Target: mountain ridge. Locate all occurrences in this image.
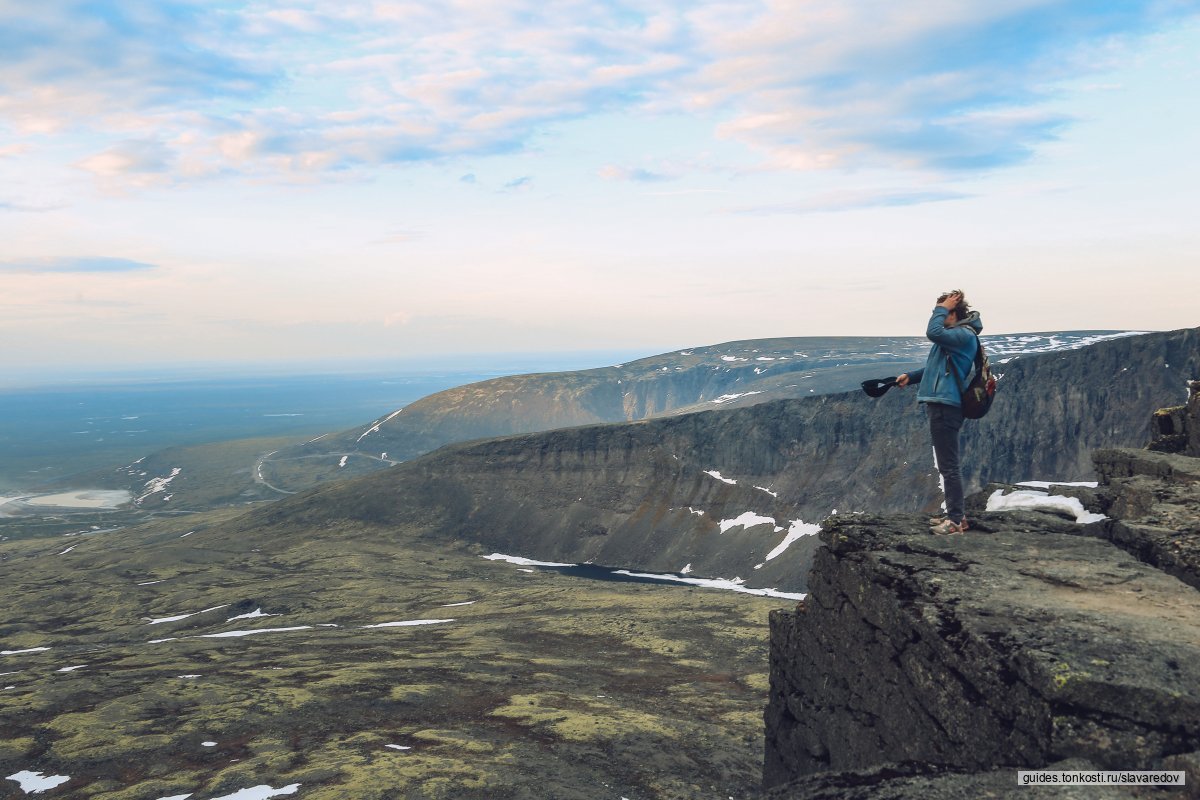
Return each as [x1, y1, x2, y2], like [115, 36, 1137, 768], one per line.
[238, 326, 1198, 592]
[259, 330, 1148, 494]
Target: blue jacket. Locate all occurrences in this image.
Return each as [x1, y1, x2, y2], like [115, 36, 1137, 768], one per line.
[907, 308, 982, 408]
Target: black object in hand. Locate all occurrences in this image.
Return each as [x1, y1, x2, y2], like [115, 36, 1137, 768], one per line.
[861, 377, 899, 398]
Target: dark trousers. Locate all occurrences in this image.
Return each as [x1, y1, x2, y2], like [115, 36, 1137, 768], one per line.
[927, 403, 965, 523]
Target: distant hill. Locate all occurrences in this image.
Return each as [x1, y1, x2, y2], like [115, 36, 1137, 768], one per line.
[257, 331, 1147, 494]
[238, 327, 1197, 593]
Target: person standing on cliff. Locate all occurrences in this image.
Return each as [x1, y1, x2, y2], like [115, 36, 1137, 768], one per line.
[896, 290, 983, 535]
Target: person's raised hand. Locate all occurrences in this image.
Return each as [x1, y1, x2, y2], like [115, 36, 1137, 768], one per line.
[937, 291, 961, 310]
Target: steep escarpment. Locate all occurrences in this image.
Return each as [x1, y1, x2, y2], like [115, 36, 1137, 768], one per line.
[244, 327, 1198, 592]
[762, 384, 1200, 797]
[260, 331, 1142, 493]
[260, 336, 932, 491]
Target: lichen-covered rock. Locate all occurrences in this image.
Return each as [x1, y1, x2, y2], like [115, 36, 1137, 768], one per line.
[763, 386, 1200, 795]
[763, 512, 1200, 789]
[1150, 405, 1189, 452]
[1090, 447, 1200, 591]
[1161, 751, 1200, 800]
[1149, 380, 1200, 455]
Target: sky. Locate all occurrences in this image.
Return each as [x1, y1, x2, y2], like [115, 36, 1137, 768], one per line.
[2, 0, 1198, 376]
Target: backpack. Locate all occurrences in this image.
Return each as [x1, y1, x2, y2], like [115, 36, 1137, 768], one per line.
[951, 330, 997, 419]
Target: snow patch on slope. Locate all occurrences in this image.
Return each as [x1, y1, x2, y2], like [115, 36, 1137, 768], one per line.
[136, 468, 181, 505]
[357, 409, 404, 443]
[986, 489, 1107, 524]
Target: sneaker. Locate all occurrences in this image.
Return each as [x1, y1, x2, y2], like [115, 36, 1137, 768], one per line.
[930, 518, 968, 535]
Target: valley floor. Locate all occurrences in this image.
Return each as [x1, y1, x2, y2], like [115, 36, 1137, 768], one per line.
[0, 509, 782, 799]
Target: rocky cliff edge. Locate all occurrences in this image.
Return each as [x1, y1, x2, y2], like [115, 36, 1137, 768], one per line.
[763, 382, 1200, 798]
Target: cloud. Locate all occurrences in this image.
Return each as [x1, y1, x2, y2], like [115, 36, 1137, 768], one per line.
[1, 0, 1193, 186]
[76, 139, 171, 177]
[0, 257, 159, 274]
[729, 188, 974, 216]
[0, 1, 276, 133]
[503, 175, 533, 191]
[0, 198, 62, 213]
[691, 1, 1178, 172]
[598, 165, 672, 182]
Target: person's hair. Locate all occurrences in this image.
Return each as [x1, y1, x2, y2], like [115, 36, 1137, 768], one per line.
[938, 289, 970, 319]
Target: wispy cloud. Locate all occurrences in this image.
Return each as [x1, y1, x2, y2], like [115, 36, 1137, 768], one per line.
[599, 165, 673, 183]
[0, 1, 276, 134]
[502, 175, 533, 192]
[729, 189, 974, 216]
[0, 257, 159, 274]
[1, 1, 1193, 187]
[0, 198, 62, 213]
[75, 139, 173, 190]
[698, 1, 1192, 172]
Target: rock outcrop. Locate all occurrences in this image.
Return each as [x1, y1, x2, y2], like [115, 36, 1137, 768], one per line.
[1091, 447, 1200, 593]
[763, 382, 1200, 797]
[1147, 380, 1200, 457]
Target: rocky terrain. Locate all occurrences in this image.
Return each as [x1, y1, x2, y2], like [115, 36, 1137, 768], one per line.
[763, 382, 1200, 798]
[237, 326, 1199, 593]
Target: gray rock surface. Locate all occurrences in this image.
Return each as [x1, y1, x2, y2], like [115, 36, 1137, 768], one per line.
[1091, 448, 1200, 591]
[763, 512, 1200, 788]
[763, 387, 1200, 797]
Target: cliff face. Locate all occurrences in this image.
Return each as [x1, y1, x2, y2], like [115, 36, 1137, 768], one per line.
[260, 331, 1146, 493]
[246, 328, 1199, 592]
[762, 385, 1200, 797]
[261, 336, 931, 491]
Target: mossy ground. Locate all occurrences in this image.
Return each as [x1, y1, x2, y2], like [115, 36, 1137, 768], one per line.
[0, 510, 786, 798]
